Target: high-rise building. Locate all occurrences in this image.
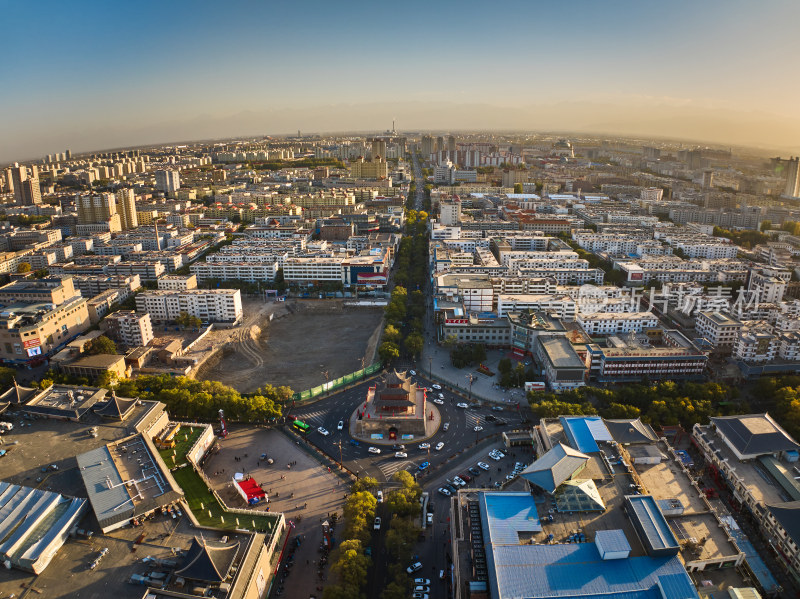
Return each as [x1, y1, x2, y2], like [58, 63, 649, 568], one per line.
[155, 169, 180, 195]
[421, 135, 434, 157]
[371, 139, 387, 161]
[76, 193, 121, 232]
[702, 169, 715, 189]
[783, 157, 800, 199]
[436, 136, 445, 153]
[10, 163, 42, 205]
[65, 149, 72, 160]
[447, 135, 456, 153]
[115, 188, 138, 230]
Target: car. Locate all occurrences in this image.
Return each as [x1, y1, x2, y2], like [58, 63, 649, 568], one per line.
[374, 517, 381, 530]
[438, 487, 451, 496]
[485, 414, 496, 422]
[515, 462, 526, 470]
[426, 512, 433, 524]
[494, 449, 507, 457]
[368, 446, 381, 454]
[438, 393, 444, 400]
[445, 484, 458, 494]
[468, 467, 480, 476]
[489, 453, 501, 461]
[431, 384, 441, 390]
[452, 476, 466, 486]
[377, 490, 383, 503]
[506, 474, 516, 481]
[460, 473, 472, 482]
[494, 419, 507, 426]
[493, 481, 502, 488]
[474, 426, 483, 432]
[407, 561, 423, 574]
[435, 442, 444, 451]
[432, 398, 444, 405]
[337, 420, 344, 430]
[414, 587, 431, 593]
[443, 422, 450, 431]
[419, 443, 431, 450]
[477, 462, 490, 470]
[349, 439, 361, 446]
[456, 403, 468, 409]
[418, 461, 430, 470]
[412, 594, 429, 599]
[491, 406, 504, 412]
[409, 370, 416, 375]
[392, 444, 406, 450]
[414, 578, 431, 586]
[317, 427, 330, 436]
[395, 451, 408, 458]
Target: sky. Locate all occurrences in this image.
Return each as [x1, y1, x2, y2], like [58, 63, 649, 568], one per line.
[2, 0, 799, 162]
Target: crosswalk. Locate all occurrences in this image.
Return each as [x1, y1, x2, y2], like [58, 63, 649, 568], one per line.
[295, 409, 327, 425]
[376, 459, 416, 480]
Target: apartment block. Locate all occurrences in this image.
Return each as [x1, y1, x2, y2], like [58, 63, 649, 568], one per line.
[135, 289, 242, 324]
[100, 310, 154, 347]
[695, 311, 743, 349]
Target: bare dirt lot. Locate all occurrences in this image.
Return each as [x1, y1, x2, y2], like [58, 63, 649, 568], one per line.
[197, 298, 383, 394]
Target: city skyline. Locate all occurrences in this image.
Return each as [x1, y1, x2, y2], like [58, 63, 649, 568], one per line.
[2, 0, 800, 162]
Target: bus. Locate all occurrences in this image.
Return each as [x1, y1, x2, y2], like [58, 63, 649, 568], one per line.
[155, 423, 181, 449]
[293, 420, 310, 435]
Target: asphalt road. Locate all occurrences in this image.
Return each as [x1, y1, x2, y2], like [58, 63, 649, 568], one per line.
[292, 373, 527, 483]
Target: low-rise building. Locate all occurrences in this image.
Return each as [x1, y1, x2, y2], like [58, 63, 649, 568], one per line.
[61, 353, 129, 381]
[100, 310, 154, 347]
[534, 334, 586, 391]
[576, 312, 659, 336]
[695, 311, 743, 350]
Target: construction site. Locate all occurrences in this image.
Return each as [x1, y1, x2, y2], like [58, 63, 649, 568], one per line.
[195, 297, 383, 393]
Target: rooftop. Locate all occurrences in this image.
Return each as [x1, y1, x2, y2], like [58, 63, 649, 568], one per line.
[710, 414, 799, 457]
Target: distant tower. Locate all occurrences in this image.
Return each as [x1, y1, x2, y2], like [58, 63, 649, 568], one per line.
[392, 119, 396, 134]
[784, 157, 800, 199]
[65, 149, 72, 160]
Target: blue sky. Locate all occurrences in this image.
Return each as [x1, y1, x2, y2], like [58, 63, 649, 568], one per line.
[2, 0, 799, 161]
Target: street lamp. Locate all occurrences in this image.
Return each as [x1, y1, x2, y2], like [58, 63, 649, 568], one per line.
[466, 374, 475, 402]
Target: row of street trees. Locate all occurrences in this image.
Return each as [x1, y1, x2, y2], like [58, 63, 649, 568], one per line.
[378, 210, 429, 364]
[323, 478, 378, 599]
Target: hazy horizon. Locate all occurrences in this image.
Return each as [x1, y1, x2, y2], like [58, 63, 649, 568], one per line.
[3, 0, 799, 162]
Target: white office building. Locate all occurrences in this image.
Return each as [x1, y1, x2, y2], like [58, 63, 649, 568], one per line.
[136, 289, 242, 324]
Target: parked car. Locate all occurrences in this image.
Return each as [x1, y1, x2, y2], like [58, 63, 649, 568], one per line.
[407, 561, 423, 574]
[374, 517, 381, 530]
[468, 467, 480, 476]
[477, 462, 490, 471]
[438, 487, 451, 497]
[414, 578, 431, 586]
[460, 473, 472, 482]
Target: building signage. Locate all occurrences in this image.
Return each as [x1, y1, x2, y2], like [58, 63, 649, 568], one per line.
[23, 338, 41, 349]
[445, 318, 469, 324]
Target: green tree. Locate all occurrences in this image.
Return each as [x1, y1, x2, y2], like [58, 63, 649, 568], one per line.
[378, 342, 400, 364]
[404, 332, 424, 358]
[0, 367, 16, 388]
[352, 476, 379, 493]
[383, 324, 402, 345]
[513, 183, 523, 194]
[760, 220, 772, 232]
[274, 267, 287, 293]
[498, 358, 512, 374]
[16, 262, 31, 273]
[85, 335, 117, 355]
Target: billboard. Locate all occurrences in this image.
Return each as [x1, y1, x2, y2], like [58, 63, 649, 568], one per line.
[629, 272, 644, 281]
[23, 338, 41, 349]
[27, 346, 42, 357]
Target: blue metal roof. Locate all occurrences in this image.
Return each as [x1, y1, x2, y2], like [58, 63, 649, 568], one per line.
[626, 495, 680, 553]
[480, 492, 541, 545]
[477, 493, 699, 599]
[561, 416, 608, 453]
[488, 543, 698, 599]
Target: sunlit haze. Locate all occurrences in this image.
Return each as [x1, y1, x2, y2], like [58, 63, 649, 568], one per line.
[2, 0, 800, 161]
